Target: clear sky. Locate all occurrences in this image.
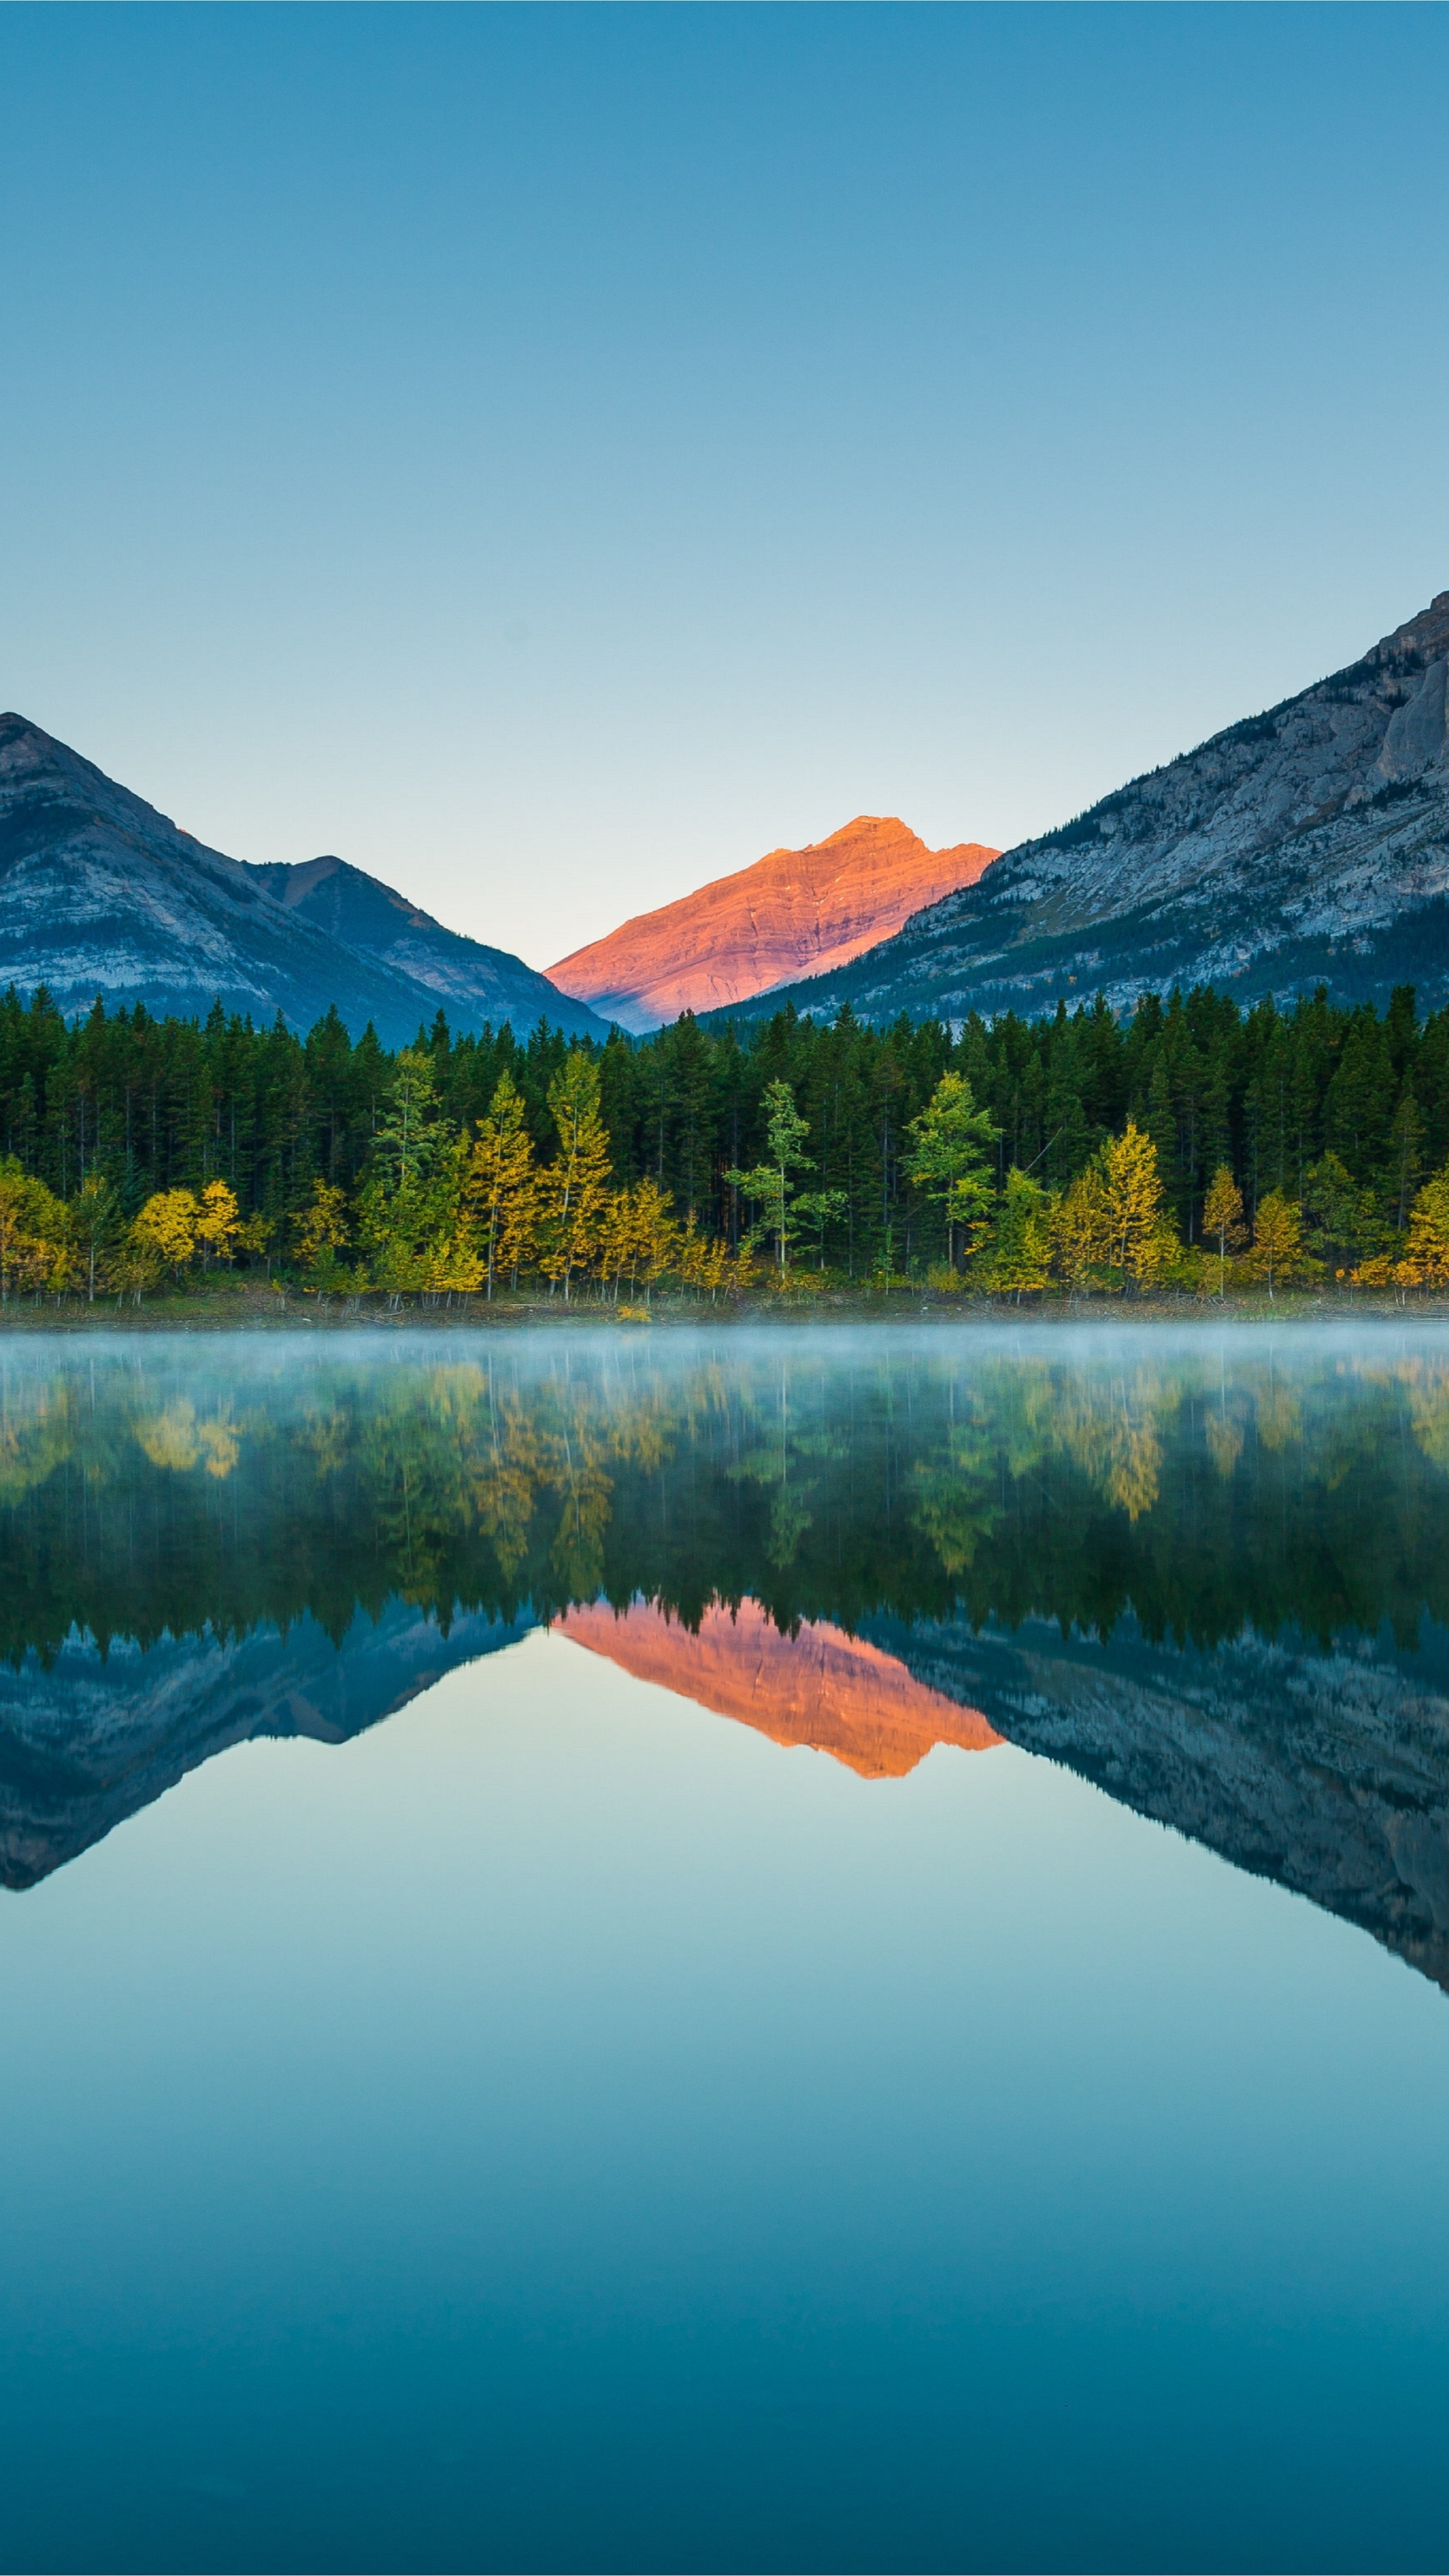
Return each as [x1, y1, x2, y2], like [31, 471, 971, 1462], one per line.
[3, 3, 1448, 970]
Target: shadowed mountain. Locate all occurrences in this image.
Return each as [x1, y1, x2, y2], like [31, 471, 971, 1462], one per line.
[0, 714, 602, 1043]
[555, 1596, 1000, 1776]
[865, 1609, 1449, 1995]
[244, 853, 605, 1040]
[0, 1599, 537, 1890]
[548, 815, 996, 1031]
[714, 592, 1449, 1026]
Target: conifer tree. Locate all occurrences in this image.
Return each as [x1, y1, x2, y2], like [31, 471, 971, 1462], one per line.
[67, 1172, 123, 1301]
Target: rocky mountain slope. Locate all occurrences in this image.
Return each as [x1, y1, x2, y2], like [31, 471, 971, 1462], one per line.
[723, 591, 1449, 1026]
[0, 714, 604, 1043]
[244, 851, 604, 1039]
[548, 814, 997, 1031]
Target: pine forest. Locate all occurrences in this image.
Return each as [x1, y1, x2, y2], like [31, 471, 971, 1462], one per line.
[5, 977, 1449, 1304]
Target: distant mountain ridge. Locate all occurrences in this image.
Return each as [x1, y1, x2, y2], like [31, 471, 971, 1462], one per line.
[711, 590, 1449, 1027]
[241, 850, 606, 1038]
[0, 714, 606, 1044]
[548, 814, 997, 1031]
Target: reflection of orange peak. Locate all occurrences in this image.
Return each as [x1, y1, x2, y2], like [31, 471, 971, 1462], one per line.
[553, 1597, 1000, 1778]
[546, 816, 998, 1032]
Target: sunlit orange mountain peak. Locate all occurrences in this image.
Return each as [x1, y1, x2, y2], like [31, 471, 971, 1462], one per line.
[553, 1597, 1000, 1777]
[546, 816, 998, 1032]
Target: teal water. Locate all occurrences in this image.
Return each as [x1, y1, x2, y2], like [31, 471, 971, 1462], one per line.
[5, 1327, 1449, 2572]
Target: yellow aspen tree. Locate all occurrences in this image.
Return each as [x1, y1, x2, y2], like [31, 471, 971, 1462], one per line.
[1100, 1122, 1167, 1290]
[978, 1169, 1052, 1299]
[680, 1222, 729, 1302]
[631, 1177, 681, 1303]
[0, 1163, 68, 1300]
[594, 1186, 637, 1303]
[294, 1181, 350, 1275]
[464, 1072, 537, 1299]
[1244, 1191, 1308, 1299]
[1399, 1171, 1449, 1291]
[131, 1189, 201, 1281]
[1201, 1165, 1246, 1299]
[195, 1179, 241, 1267]
[1049, 1169, 1106, 1290]
[537, 1051, 612, 1301]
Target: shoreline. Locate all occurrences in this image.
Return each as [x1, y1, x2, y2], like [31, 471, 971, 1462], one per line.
[3, 1283, 1449, 1333]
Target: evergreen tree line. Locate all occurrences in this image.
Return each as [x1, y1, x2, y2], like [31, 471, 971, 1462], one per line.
[5, 975, 1449, 1299]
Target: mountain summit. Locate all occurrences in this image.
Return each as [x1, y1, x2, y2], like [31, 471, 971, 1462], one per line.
[722, 592, 1449, 1026]
[547, 814, 997, 1031]
[0, 715, 605, 1043]
[240, 851, 606, 1039]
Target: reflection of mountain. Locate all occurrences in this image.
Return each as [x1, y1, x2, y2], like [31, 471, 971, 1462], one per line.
[0, 1599, 536, 1890]
[555, 1597, 1000, 1776]
[863, 1611, 1449, 1992]
[12, 1336, 1449, 1984]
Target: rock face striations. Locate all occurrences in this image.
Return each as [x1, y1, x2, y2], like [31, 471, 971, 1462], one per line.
[729, 591, 1449, 1026]
[547, 814, 998, 1032]
[0, 714, 606, 1043]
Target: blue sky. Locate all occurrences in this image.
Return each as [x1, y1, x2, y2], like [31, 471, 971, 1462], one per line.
[3, 3, 1447, 967]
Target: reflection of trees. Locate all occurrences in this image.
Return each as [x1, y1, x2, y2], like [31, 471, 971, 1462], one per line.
[0, 1374, 80, 1506]
[912, 1427, 1000, 1576]
[10, 1337, 1449, 1664]
[134, 1401, 240, 1479]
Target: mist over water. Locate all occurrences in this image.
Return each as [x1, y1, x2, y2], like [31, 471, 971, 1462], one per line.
[5, 1325, 1449, 2571]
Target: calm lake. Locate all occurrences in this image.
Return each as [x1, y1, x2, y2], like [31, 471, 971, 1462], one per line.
[6, 1324, 1449, 2573]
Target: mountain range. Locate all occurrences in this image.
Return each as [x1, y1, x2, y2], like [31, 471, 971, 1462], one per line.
[10, 1586, 1449, 2001]
[547, 814, 997, 1032]
[0, 712, 606, 1044]
[723, 589, 1449, 1026]
[7, 584, 1448, 1049]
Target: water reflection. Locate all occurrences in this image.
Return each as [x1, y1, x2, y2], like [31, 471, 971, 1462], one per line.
[7, 1327, 1449, 1986]
[557, 1598, 1002, 1776]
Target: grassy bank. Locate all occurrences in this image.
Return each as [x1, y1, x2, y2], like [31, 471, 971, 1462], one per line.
[2, 1279, 1446, 1332]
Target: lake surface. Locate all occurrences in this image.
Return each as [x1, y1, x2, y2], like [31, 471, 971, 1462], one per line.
[6, 1324, 1449, 2573]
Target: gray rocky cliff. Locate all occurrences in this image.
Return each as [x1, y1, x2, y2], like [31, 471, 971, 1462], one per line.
[0, 715, 603, 1042]
[729, 590, 1449, 1023]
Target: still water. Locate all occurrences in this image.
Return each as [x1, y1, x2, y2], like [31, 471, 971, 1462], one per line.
[5, 1325, 1449, 2573]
